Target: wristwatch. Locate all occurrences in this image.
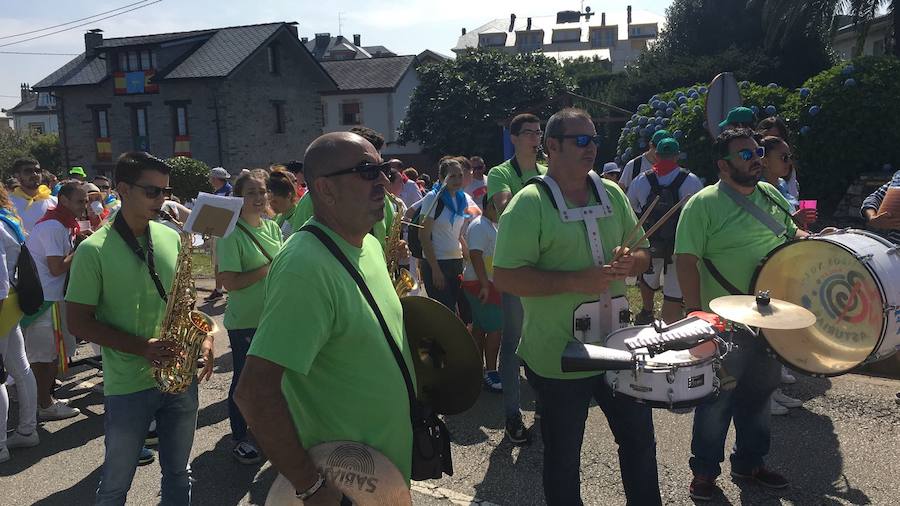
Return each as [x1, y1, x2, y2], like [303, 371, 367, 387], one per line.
[295, 472, 326, 500]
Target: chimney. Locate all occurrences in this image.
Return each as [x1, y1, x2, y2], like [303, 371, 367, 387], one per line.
[509, 13, 516, 32]
[461, 27, 467, 35]
[315, 33, 330, 49]
[526, 17, 532, 31]
[353, 34, 361, 46]
[301, 36, 309, 43]
[602, 12, 606, 26]
[20, 83, 32, 103]
[627, 5, 632, 24]
[84, 28, 103, 55]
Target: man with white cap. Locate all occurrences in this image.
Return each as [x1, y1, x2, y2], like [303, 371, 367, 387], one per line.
[207, 167, 232, 301]
[600, 162, 622, 183]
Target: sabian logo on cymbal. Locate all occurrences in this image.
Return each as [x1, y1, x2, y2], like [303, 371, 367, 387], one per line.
[322, 444, 379, 493]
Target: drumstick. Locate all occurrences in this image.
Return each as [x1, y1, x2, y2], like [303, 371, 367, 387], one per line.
[613, 195, 690, 262]
[619, 195, 660, 255]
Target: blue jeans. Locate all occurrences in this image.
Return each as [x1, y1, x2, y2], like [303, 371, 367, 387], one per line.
[97, 382, 199, 506]
[525, 366, 661, 506]
[227, 328, 255, 442]
[500, 293, 523, 423]
[690, 331, 783, 478]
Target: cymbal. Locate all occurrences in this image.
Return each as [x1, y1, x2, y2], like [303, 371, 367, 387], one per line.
[402, 296, 482, 415]
[710, 294, 816, 330]
[265, 441, 412, 505]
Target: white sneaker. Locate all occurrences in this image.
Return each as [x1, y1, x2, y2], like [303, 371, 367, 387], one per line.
[0, 446, 9, 463]
[770, 397, 789, 415]
[38, 401, 81, 421]
[780, 367, 796, 384]
[773, 390, 803, 408]
[5, 431, 39, 449]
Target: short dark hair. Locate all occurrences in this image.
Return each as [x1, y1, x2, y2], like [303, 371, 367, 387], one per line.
[114, 151, 171, 185]
[285, 160, 304, 174]
[757, 116, 788, 139]
[545, 108, 593, 142]
[57, 181, 84, 200]
[388, 168, 403, 183]
[470, 156, 485, 166]
[403, 167, 419, 180]
[760, 135, 788, 154]
[438, 158, 462, 179]
[268, 170, 296, 198]
[349, 126, 384, 151]
[12, 157, 39, 173]
[714, 128, 757, 160]
[510, 113, 540, 136]
[92, 175, 110, 183]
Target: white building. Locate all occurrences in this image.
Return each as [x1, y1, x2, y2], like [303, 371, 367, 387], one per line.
[832, 13, 894, 60]
[320, 54, 431, 162]
[453, 6, 665, 71]
[1, 84, 59, 135]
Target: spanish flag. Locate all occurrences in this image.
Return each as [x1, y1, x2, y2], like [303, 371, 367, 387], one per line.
[174, 136, 191, 157]
[96, 137, 112, 161]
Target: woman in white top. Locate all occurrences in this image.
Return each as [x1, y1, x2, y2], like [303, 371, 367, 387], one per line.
[419, 158, 469, 311]
[0, 186, 39, 463]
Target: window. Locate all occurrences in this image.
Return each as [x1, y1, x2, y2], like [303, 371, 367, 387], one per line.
[132, 106, 149, 150]
[128, 51, 139, 71]
[28, 123, 44, 135]
[140, 50, 151, 70]
[267, 44, 280, 74]
[628, 24, 658, 39]
[273, 102, 285, 133]
[118, 49, 157, 71]
[95, 109, 109, 138]
[340, 101, 361, 125]
[552, 29, 581, 43]
[172, 105, 189, 136]
[478, 33, 507, 47]
[516, 31, 543, 51]
[590, 27, 617, 48]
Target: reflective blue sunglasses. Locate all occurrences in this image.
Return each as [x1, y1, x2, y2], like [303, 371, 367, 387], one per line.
[723, 147, 765, 161]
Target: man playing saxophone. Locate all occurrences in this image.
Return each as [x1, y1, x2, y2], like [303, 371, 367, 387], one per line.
[66, 152, 213, 506]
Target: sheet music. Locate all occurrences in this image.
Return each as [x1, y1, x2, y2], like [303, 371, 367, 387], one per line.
[183, 192, 243, 238]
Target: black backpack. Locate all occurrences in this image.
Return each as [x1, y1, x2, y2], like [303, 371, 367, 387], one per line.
[407, 198, 445, 259]
[645, 169, 689, 260]
[0, 215, 45, 315]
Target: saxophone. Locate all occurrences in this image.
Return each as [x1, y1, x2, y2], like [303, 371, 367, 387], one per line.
[153, 210, 218, 394]
[385, 192, 418, 297]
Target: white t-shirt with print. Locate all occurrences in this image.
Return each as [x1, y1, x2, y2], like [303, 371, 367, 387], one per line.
[0, 220, 21, 300]
[10, 195, 57, 233]
[26, 219, 73, 301]
[462, 215, 497, 282]
[465, 179, 488, 210]
[419, 191, 465, 260]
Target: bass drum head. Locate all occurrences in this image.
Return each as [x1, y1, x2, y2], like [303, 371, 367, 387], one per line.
[754, 239, 884, 375]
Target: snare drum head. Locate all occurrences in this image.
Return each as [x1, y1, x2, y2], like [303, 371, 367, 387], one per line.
[754, 239, 884, 375]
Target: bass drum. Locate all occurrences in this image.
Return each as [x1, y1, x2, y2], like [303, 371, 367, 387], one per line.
[752, 229, 900, 376]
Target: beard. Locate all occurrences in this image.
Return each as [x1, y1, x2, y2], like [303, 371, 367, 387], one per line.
[726, 161, 761, 188]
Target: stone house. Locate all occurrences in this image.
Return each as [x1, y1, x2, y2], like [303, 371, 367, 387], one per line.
[33, 22, 335, 176]
[1, 84, 59, 135]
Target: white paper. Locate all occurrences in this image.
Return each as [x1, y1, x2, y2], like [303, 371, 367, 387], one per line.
[183, 192, 243, 238]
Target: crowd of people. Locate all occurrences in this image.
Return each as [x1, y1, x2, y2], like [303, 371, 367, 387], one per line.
[0, 106, 897, 506]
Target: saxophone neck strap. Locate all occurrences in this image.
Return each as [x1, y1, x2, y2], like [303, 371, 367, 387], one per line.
[113, 211, 168, 303]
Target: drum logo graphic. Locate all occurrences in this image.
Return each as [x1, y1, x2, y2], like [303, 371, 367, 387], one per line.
[799, 258, 880, 343]
[322, 444, 379, 494]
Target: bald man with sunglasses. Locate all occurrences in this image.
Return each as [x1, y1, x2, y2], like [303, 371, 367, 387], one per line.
[235, 132, 416, 503]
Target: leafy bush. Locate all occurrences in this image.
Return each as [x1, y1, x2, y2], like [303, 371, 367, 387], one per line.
[166, 157, 211, 202]
[0, 131, 61, 177]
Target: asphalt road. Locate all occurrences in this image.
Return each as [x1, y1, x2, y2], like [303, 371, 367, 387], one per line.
[2, 282, 899, 505]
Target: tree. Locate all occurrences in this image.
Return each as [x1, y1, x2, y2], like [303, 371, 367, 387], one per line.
[0, 129, 30, 177]
[0, 130, 61, 177]
[166, 156, 211, 202]
[399, 49, 574, 164]
[28, 134, 62, 173]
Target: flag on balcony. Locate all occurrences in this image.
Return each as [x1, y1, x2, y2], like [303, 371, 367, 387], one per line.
[96, 137, 112, 161]
[114, 70, 159, 95]
[174, 136, 191, 157]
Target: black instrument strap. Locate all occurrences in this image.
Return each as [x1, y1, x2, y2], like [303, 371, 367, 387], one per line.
[113, 212, 168, 302]
[299, 224, 420, 419]
[703, 258, 745, 296]
[236, 221, 274, 263]
[719, 182, 788, 239]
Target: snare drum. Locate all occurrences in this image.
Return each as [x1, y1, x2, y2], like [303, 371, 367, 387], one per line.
[752, 229, 900, 376]
[604, 326, 720, 408]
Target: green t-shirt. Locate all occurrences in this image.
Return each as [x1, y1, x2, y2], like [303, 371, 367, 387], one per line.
[294, 193, 394, 251]
[493, 177, 648, 379]
[217, 217, 282, 330]
[65, 222, 180, 396]
[674, 181, 798, 310]
[248, 219, 415, 482]
[486, 157, 548, 199]
[274, 200, 306, 237]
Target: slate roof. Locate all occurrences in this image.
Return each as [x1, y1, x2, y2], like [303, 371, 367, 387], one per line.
[5, 97, 52, 115]
[319, 55, 416, 92]
[362, 45, 396, 57]
[304, 35, 371, 60]
[34, 22, 302, 89]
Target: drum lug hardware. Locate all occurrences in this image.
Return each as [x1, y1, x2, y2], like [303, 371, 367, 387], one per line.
[667, 389, 675, 407]
[610, 377, 618, 393]
[855, 253, 874, 263]
[884, 305, 899, 313]
[887, 246, 900, 256]
[666, 371, 676, 384]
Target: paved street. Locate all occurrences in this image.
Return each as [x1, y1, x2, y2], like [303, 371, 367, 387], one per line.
[2, 280, 899, 505]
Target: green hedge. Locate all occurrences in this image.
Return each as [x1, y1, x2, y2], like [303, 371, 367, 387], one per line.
[166, 156, 211, 202]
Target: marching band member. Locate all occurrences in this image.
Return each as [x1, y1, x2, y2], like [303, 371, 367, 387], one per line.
[269, 170, 304, 239]
[66, 152, 213, 505]
[235, 132, 415, 502]
[494, 108, 660, 506]
[676, 128, 808, 501]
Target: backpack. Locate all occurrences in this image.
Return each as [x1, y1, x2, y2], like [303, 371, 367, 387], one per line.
[407, 198, 445, 259]
[645, 169, 689, 260]
[630, 154, 647, 184]
[0, 215, 45, 315]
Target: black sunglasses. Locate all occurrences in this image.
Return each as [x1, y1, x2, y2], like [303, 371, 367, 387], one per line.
[129, 182, 173, 199]
[553, 134, 602, 148]
[325, 161, 391, 181]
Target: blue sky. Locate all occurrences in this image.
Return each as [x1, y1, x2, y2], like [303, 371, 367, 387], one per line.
[0, 0, 673, 112]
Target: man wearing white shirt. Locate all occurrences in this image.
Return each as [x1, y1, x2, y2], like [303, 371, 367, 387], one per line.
[627, 138, 704, 324]
[9, 158, 57, 233]
[619, 130, 672, 192]
[465, 156, 488, 208]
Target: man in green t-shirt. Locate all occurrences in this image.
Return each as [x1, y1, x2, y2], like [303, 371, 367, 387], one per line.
[675, 128, 807, 501]
[487, 113, 548, 445]
[494, 108, 661, 506]
[235, 132, 416, 503]
[66, 152, 214, 504]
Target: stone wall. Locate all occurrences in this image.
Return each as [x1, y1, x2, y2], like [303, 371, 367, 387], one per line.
[830, 172, 893, 228]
